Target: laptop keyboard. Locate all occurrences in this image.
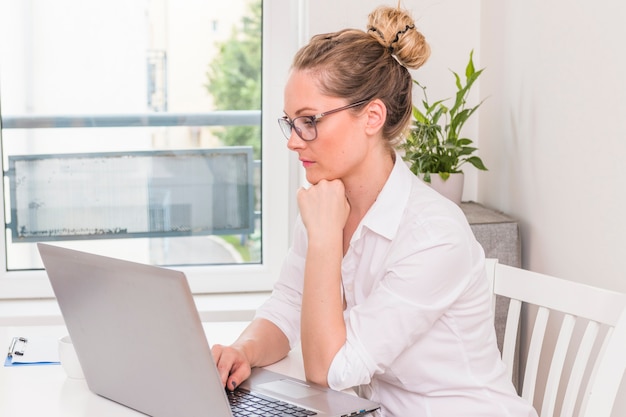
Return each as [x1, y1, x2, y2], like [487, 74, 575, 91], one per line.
[227, 389, 318, 417]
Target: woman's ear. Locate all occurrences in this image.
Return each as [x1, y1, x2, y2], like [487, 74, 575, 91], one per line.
[364, 99, 386, 136]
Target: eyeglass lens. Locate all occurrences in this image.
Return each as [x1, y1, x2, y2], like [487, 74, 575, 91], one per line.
[278, 117, 316, 141]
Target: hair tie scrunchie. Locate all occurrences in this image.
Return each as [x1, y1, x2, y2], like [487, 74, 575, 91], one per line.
[368, 24, 415, 54]
[368, 26, 385, 42]
[389, 24, 415, 53]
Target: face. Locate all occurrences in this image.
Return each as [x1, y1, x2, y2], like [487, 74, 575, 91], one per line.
[282, 70, 369, 185]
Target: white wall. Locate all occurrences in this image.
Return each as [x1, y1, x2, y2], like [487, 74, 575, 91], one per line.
[480, 1, 626, 294]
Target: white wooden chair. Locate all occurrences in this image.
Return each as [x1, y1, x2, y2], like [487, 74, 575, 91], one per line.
[485, 258, 626, 417]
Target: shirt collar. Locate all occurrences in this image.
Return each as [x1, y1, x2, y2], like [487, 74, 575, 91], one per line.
[353, 152, 412, 241]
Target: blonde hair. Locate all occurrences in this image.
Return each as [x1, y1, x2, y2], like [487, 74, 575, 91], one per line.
[291, 5, 430, 146]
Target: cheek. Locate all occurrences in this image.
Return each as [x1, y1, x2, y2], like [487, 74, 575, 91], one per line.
[321, 123, 356, 152]
[320, 137, 351, 168]
[313, 120, 365, 174]
[322, 137, 362, 177]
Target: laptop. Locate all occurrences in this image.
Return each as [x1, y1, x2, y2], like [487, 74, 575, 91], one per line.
[37, 243, 380, 417]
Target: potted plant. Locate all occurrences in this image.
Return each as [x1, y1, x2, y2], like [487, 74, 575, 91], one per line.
[400, 50, 487, 204]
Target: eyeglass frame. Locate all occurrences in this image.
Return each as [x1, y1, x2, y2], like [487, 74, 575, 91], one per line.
[277, 99, 370, 141]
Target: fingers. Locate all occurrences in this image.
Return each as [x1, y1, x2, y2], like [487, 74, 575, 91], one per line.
[211, 344, 252, 391]
[298, 180, 350, 233]
[227, 362, 252, 391]
[211, 344, 229, 388]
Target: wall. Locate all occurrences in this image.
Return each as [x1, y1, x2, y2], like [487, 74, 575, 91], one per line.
[479, 1, 626, 293]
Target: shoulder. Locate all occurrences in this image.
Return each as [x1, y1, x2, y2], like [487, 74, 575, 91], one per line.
[380, 158, 472, 242]
[395, 172, 477, 254]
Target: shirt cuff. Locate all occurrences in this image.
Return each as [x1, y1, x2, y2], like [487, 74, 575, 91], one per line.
[327, 328, 380, 391]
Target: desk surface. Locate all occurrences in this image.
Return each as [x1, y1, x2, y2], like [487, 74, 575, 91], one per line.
[0, 322, 305, 417]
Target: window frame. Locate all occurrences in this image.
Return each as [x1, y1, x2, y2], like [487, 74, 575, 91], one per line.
[0, 0, 302, 299]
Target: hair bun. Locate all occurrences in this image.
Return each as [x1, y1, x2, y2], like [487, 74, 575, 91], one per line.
[367, 5, 430, 70]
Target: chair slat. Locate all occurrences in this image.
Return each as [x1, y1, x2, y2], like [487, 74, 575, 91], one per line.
[583, 309, 626, 416]
[502, 298, 522, 381]
[522, 306, 550, 404]
[559, 321, 599, 417]
[541, 314, 576, 417]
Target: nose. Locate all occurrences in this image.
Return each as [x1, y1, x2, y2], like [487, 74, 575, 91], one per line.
[286, 129, 306, 151]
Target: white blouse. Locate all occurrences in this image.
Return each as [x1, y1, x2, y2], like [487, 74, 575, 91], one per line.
[256, 156, 537, 417]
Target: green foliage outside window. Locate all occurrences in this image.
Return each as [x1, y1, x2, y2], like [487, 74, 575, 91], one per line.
[206, 0, 262, 159]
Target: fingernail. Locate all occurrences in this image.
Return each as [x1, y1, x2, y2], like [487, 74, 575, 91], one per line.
[231, 380, 237, 389]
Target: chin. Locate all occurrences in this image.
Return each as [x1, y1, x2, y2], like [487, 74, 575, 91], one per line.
[306, 173, 339, 185]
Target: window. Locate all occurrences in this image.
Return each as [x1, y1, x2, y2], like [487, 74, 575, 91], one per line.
[0, 0, 299, 298]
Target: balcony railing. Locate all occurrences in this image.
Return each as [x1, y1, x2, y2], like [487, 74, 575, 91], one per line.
[1, 110, 261, 129]
[1, 110, 262, 244]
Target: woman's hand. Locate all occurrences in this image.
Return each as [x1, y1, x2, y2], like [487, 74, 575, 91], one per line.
[297, 179, 350, 241]
[211, 344, 251, 391]
[211, 319, 291, 390]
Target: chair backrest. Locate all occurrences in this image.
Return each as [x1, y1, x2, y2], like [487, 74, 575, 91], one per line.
[485, 259, 626, 417]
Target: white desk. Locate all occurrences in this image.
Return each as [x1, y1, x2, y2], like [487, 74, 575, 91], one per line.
[0, 322, 305, 417]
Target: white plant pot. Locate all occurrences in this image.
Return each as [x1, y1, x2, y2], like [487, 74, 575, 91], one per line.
[422, 172, 464, 205]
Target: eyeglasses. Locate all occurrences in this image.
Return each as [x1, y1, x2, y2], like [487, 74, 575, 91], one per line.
[277, 99, 369, 141]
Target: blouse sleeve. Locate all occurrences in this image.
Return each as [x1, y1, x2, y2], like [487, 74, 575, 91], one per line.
[254, 217, 307, 349]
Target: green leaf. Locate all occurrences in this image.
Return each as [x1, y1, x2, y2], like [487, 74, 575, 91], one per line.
[413, 106, 428, 124]
[402, 49, 488, 177]
[466, 50, 476, 78]
[458, 147, 477, 157]
[466, 156, 488, 171]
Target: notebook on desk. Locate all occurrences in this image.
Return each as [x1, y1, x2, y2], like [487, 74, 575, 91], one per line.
[37, 243, 379, 417]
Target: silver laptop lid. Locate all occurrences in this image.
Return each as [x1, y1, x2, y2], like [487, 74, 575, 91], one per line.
[38, 243, 233, 417]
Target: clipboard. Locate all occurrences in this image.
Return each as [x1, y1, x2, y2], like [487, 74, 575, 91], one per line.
[5, 336, 61, 367]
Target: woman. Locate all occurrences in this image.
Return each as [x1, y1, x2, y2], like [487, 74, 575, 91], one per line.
[212, 5, 538, 417]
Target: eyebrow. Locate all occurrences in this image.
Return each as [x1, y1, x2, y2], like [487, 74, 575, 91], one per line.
[283, 106, 318, 118]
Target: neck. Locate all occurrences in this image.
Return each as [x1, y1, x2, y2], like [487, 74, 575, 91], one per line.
[344, 149, 395, 217]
